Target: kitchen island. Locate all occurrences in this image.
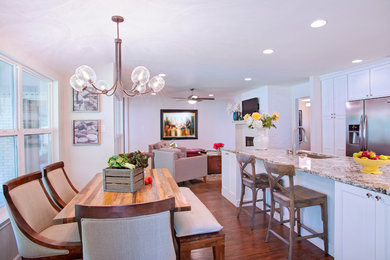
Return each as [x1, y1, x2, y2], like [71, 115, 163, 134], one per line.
[222, 147, 390, 259]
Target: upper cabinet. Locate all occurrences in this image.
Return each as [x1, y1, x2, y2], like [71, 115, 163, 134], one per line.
[321, 75, 347, 117]
[371, 63, 390, 98]
[347, 70, 370, 100]
[347, 62, 390, 101]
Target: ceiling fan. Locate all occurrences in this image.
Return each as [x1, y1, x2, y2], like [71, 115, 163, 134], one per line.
[173, 88, 215, 104]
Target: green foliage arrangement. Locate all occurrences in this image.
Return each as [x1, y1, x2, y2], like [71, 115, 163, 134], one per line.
[107, 151, 149, 169]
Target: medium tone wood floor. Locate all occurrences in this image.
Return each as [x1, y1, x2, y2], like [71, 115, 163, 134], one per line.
[183, 176, 334, 260]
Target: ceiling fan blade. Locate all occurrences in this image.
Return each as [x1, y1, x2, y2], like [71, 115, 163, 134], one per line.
[197, 97, 215, 101]
[172, 97, 188, 100]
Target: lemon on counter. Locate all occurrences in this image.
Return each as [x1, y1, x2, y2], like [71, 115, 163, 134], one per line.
[379, 155, 388, 160]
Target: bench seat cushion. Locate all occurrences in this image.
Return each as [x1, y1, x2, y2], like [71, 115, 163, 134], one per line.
[175, 187, 223, 237]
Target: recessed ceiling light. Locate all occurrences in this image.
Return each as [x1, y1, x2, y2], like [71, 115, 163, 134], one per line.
[310, 19, 327, 28]
[151, 92, 156, 95]
[306, 103, 311, 107]
[209, 94, 214, 97]
[352, 59, 363, 64]
[263, 49, 274, 54]
[244, 78, 252, 81]
[158, 73, 166, 77]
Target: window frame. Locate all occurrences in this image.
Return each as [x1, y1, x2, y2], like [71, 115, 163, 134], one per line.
[0, 53, 56, 180]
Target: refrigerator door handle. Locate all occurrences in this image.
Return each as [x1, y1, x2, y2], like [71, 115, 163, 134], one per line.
[359, 115, 364, 151]
[364, 114, 368, 150]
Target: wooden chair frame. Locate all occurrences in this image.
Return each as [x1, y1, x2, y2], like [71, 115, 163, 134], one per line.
[75, 197, 177, 257]
[236, 154, 283, 230]
[43, 161, 79, 209]
[3, 171, 82, 260]
[264, 161, 328, 260]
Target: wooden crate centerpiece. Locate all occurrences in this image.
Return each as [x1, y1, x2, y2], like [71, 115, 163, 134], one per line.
[103, 152, 149, 193]
[103, 167, 144, 193]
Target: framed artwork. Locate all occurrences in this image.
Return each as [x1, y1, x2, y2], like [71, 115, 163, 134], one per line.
[160, 109, 198, 140]
[73, 120, 101, 145]
[73, 89, 100, 112]
[298, 110, 303, 142]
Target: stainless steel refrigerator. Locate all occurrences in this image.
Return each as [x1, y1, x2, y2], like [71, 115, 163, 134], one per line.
[346, 97, 390, 156]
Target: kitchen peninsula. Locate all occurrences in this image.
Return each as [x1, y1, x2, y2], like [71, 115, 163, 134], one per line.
[222, 147, 390, 259]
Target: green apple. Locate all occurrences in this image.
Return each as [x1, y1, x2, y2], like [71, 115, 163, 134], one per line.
[369, 151, 377, 159]
[353, 153, 360, 158]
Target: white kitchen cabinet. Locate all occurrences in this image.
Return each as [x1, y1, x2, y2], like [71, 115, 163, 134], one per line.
[335, 182, 390, 260]
[371, 63, 390, 98]
[322, 116, 335, 155]
[221, 150, 239, 206]
[321, 76, 347, 156]
[321, 76, 347, 117]
[348, 70, 370, 101]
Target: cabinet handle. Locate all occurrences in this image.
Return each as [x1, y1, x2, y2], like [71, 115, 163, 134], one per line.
[366, 193, 372, 198]
[375, 195, 381, 201]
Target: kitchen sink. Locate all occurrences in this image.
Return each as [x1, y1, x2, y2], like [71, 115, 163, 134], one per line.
[296, 151, 335, 159]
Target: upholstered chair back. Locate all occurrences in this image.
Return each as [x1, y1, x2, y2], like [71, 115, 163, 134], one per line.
[148, 141, 169, 152]
[43, 161, 78, 208]
[6, 173, 59, 233]
[76, 197, 176, 260]
[3, 171, 82, 259]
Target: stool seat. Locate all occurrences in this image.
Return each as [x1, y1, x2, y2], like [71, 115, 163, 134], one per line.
[274, 185, 326, 207]
[242, 173, 269, 188]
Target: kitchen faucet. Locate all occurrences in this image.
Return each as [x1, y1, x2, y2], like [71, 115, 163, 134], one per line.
[292, 126, 307, 156]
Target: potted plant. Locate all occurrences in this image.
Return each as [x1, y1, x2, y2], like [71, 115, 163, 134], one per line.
[213, 143, 225, 154]
[103, 151, 149, 193]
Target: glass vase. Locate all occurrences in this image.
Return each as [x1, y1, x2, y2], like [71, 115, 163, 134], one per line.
[253, 128, 269, 150]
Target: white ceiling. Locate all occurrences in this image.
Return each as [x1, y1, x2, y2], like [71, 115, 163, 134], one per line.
[0, 0, 389, 96]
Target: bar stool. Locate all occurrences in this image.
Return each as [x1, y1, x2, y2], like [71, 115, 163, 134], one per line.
[236, 154, 283, 230]
[263, 161, 328, 260]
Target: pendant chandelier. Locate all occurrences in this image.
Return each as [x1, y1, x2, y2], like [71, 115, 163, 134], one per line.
[69, 16, 165, 96]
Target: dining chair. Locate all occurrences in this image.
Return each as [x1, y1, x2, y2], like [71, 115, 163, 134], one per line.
[43, 161, 78, 209]
[263, 161, 328, 260]
[3, 171, 82, 259]
[75, 197, 176, 260]
[236, 153, 283, 230]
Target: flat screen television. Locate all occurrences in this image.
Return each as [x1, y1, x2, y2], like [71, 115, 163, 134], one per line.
[242, 98, 259, 116]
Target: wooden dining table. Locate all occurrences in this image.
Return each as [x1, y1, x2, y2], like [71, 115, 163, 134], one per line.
[53, 168, 191, 224]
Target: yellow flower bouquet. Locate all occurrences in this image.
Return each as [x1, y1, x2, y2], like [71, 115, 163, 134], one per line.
[244, 112, 280, 129]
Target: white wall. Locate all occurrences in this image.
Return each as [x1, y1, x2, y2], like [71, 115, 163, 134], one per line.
[238, 85, 292, 150]
[298, 99, 311, 150]
[128, 96, 235, 151]
[309, 76, 322, 153]
[59, 63, 115, 189]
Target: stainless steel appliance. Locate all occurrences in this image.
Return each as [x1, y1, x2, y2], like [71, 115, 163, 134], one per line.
[346, 97, 390, 156]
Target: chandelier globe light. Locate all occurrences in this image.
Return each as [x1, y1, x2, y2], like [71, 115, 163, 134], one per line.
[70, 16, 165, 97]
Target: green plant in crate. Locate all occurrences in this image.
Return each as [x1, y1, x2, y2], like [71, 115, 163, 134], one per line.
[107, 151, 149, 169]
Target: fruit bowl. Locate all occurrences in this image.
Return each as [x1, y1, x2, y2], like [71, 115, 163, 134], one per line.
[354, 157, 390, 174]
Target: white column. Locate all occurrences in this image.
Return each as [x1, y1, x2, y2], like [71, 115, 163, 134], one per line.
[309, 76, 322, 152]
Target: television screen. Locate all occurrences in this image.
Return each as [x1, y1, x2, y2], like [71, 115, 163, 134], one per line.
[242, 98, 259, 116]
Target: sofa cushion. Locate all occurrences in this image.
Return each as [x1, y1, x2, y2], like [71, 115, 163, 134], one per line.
[159, 148, 186, 158]
[174, 187, 223, 237]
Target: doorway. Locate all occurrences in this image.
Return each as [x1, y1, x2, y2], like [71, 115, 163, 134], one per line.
[297, 97, 311, 151]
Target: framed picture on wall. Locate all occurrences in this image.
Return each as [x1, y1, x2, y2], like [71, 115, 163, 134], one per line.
[160, 109, 198, 140]
[73, 89, 100, 112]
[73, 120, 101, 145]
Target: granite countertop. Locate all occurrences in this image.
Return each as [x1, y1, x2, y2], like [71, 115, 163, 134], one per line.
[223, 147, 390, 195]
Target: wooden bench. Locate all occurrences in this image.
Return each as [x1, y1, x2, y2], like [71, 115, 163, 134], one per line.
[175, 187, 225, 260]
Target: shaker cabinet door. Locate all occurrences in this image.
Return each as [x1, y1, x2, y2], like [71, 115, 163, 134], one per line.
[371, 63, 390, 98]
[348, 70, 370, 101]
[333, 76, 348, 116]
[335, 182, 376, 260]
[375, 193, 390, 260]
[321, 78, 334, 117]
[322, 116, 335, 155]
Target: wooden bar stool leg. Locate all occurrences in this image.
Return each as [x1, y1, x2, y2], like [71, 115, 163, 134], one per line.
[279, 203, 284, 224]
[265, 200, 275, 242]
[288, 206, 295, 260]
[262, 188, 266, 211]
[251, 187, 258, 230]
[321, 199, 329, 254]
[237, 184, 245, 218]
[297, 208, 302, 237]
[180, 249, 191, 259]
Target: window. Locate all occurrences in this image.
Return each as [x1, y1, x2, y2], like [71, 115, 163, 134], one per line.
[0, 55, 55, 208]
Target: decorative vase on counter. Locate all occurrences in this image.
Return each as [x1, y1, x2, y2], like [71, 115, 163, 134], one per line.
[253, 128, 269, 150]
[233, 111, 241, 121]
